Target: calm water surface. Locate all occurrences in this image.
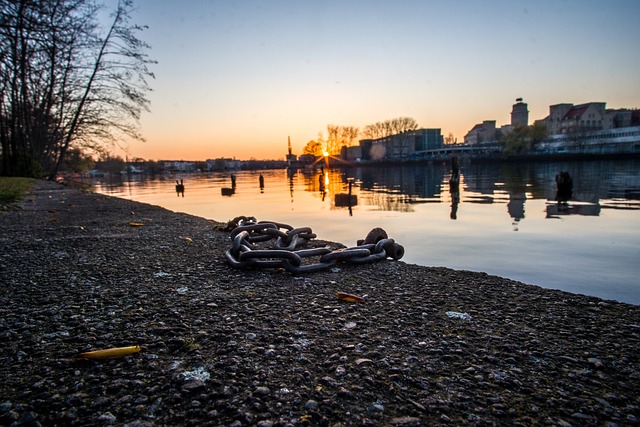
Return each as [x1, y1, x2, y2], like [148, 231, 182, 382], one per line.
[92, 159, 640, 305]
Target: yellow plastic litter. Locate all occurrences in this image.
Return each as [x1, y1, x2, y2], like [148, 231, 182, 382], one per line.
[336, 292, 365, 303]
[76, 345, 141, 360]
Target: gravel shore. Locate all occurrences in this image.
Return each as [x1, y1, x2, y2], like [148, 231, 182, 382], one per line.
[1, 180, 639, 426]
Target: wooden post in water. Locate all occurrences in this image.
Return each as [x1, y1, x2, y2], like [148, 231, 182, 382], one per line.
[449, 157, 460, 219]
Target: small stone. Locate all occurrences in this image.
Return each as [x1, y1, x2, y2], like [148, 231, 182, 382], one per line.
[254, 386, 270, 396]
[319, 376, 337, 386]
[305, 400, 319, 410]
[97, 412, 117, 424]
[3, 410, 19, 423]
[391, 416, 423, 426]
[17, 411, 38, 424]
[446, 311, 472, 321]
[115, 395, 132, 405]
[571, 413, 594, 422]
[337, 388, 353, 399]
[588, 357, 604, 369]
[181, 379, 206, 393]
[0, 402, 11, 415]
[408, 399, 426, 412]
[91, 396, 109, 407]
[134, 395, 149, 404]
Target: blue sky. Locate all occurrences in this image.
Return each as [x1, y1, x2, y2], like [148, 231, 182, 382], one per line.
[118, 0, 640, 160]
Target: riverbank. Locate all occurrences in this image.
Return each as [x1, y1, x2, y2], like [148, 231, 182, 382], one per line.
[1, 180, 639, 426]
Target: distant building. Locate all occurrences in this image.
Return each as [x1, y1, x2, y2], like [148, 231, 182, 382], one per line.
[354, 128, 444, 162]
[204, 158, 241, 171]
[535, 125, 640, 155]
[298, 154, 316, 165]
[286, 136, 297, 166]
[465, 98, 528, 145]
[341, 145, 362, 162]
[608, 108, 640, 128]
[511, 98, 529, 126]
[538, 102, 640, 135]
[163, 161, 196, 172]
[541, 102, 607, 135]
[464, 120, 497, 145]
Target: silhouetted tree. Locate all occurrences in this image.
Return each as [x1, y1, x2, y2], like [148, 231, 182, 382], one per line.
[444, 132, 457, 144]
[501, 122, 549, 155]
[326, 124, 340, 156]
[60, 148, 95, 173]
[0, 0, 155, 178]
[361, 122, 386, 139]
[341, 126, 359, 147]
[361, 117, 418, 139]
[96, 155, 125, 174]
[302, 139, 323, 157]
[388, 117, 418, 134]
[529, 122, 548, 146]
[324, 124, 361, 156]
[501, 125, 531, 155]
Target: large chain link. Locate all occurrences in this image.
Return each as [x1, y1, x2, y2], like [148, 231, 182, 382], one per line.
[224, 217, 405, 274]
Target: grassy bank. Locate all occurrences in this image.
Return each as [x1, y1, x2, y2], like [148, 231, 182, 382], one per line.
[0, 177, 35, 205]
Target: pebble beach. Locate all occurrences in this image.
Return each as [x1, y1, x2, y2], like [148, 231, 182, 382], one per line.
[1, 180, 639, 426]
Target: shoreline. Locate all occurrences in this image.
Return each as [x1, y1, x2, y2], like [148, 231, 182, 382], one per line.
[1, 180, 639, 426]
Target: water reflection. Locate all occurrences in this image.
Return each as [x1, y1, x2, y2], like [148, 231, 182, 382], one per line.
[334, 178, 357, 216]
[221, 174, 236, 196]
[329, 159, 640, 220]
[175, 179, 184, 197]
[93, 160, 640, 220]
[90, 159, 640, 304]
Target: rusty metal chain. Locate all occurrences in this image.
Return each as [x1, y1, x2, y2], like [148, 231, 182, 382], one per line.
[224, 218, 404, 274]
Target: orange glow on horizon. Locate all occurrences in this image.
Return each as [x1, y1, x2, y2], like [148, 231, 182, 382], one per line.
[103, 1, 638, 163]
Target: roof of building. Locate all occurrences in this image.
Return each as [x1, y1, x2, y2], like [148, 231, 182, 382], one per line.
[564, 103, 590, 120]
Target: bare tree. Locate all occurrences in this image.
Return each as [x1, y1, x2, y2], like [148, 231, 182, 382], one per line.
[362, 122, 385, 139]
[0, 0, 155, 178]
[389, 117, 419, 134]
[361, 117, 418, 140]
[341, 126, 359, 147]
[323, 124, 361, 156]
[302, 139, 322, 156]
[444, 132, 457, 144]
[324, 124, 338, 156]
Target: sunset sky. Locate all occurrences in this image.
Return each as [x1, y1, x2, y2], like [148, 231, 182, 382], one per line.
[118, 0, 640, 161]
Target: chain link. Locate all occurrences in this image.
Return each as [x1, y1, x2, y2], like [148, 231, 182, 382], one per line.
[224, 218, 405, 274]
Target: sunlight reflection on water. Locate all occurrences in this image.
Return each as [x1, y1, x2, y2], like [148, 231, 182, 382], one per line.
[92, 159, 640, 305]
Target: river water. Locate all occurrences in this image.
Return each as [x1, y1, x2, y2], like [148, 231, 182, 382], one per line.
[92, 159, 640, 305]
